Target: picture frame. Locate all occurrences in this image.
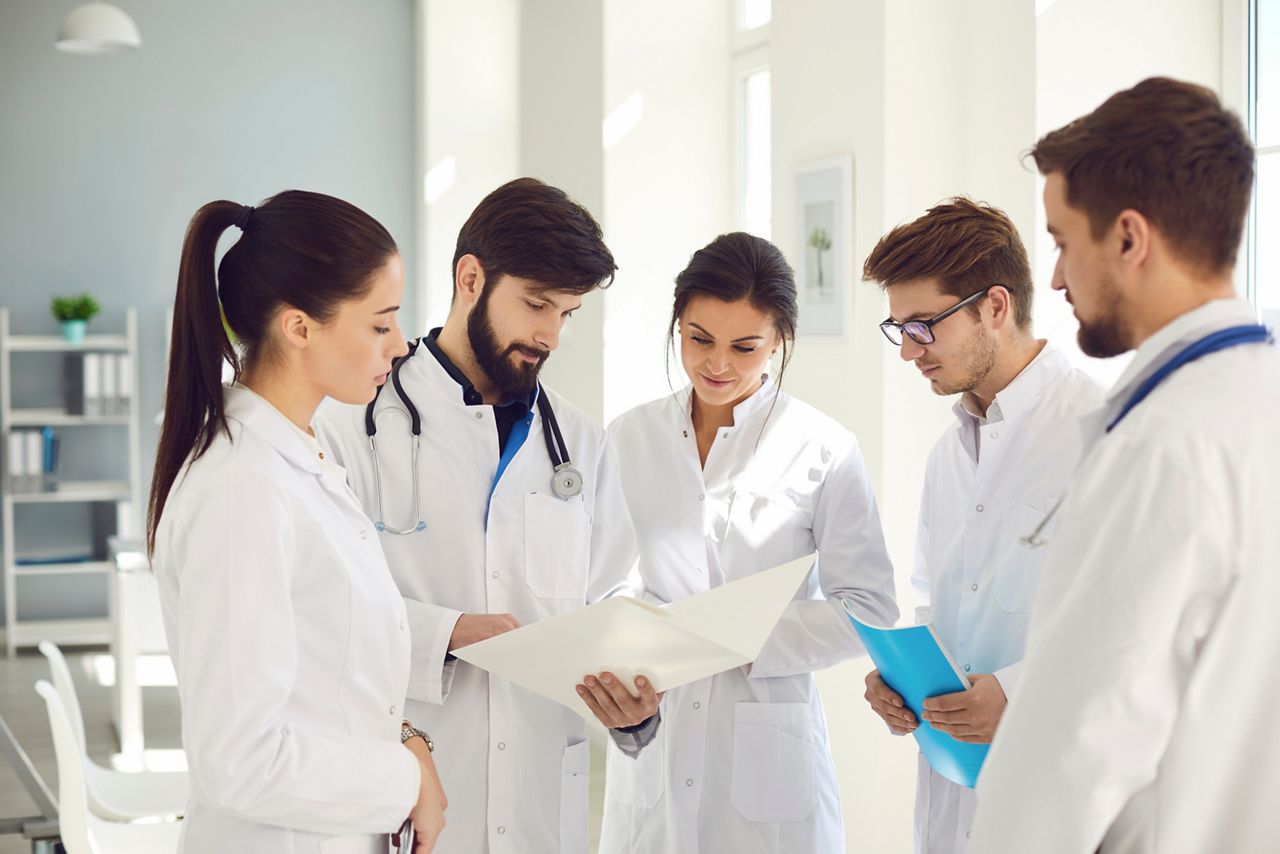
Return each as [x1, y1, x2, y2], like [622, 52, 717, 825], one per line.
[794, 154, 855, 338]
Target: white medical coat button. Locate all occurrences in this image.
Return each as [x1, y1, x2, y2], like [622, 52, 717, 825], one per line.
[698, 494, 705, 501]
[400, 620, 406, 630]
[963, 665, 971, 672]
[389, 704, 397, 715]
[970, 584, 978, 592]
[498, 742, 506, 750]
[359, 530, 367, 540]
[497, 826, 506, 834]
[976, 504, 984, 512]
[990, 432, 999, 439]
[692, 701, 701, 710]
[474, 412, 484, 420]
[491, 571, 500, 579]
[685, 778, 694, 787]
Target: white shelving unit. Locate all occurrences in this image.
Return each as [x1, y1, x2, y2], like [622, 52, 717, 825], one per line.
[0, 307, 142, 657]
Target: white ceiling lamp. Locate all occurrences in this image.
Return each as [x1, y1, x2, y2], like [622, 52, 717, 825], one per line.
[55, 2, 142, 55]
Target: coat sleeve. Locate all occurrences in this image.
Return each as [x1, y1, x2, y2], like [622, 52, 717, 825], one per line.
[968, 437, 1233, 853]
[748, 438, 900, 679]
[167, 466, 420, 835]
[585, 435, 640, 605]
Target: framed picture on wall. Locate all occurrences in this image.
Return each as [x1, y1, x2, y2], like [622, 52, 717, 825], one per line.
[794, 154, 854, 338]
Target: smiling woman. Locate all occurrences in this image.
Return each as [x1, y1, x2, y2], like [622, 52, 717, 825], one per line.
[600, 231, 899, 853]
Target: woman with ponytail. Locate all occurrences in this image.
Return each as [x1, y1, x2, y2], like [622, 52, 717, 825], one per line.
[148, 191, 445, 853]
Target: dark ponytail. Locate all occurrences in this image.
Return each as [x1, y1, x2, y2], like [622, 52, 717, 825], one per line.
[668, 231, 799, 387]
[147, 190, 398, 554]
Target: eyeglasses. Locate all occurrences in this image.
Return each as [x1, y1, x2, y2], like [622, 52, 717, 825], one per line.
[879, 287, 993, 346]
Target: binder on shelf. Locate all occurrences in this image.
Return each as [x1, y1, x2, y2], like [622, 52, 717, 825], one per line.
[24, 430, 44, 492]
[117, 354, 133, 416]
[64, 354, 85, 415]
[82, 352, 102, 417]
[6, 431, 25, 490]
[101, 354, 118, 416]
[42, 427, 60, 486]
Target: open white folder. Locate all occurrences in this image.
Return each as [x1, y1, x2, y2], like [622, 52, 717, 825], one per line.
[453, 553, 816, 717]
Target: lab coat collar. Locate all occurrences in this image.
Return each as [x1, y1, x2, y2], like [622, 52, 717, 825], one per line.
[223, 383, 324, 476]
[674, 374, 779, 431]
[950, 341, 1066, 430]
[1106, 297, 1257, 403]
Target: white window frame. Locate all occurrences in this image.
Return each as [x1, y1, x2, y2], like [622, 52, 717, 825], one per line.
[731, 1, 771, 237]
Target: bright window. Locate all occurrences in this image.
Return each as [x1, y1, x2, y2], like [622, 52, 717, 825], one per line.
[732, 1, 770, 238]
[1251, 0, 1280, 326]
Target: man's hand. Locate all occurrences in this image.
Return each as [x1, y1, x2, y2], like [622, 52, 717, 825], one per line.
[921, 673, 1007, 744]
[864, 669, 918, 735]
[447, 613, 519, 651]
[575, 672, 662, 729]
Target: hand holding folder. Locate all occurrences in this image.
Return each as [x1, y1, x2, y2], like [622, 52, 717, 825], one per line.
[845, 603, 990, 788]
[453, 554, 816, 716]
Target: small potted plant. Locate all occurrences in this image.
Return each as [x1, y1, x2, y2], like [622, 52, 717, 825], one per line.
[50, 294, 101, 343]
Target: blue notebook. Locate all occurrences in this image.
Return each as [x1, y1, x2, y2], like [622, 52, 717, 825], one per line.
[845, 602, 990, 788]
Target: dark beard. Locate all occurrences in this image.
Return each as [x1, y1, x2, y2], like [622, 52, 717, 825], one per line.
[1078, 317, 1131, 358]
[1076, 273, 1131, 358]
[467, 285, 549, 400]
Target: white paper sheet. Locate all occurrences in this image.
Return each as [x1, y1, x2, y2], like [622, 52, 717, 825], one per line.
[452, 553, 816, 716]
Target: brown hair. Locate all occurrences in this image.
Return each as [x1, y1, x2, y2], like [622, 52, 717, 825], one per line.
[452, 177, 616, 297]
[147, 190, 398, 554]
[669, 231, 797, 384]
[862, 197, 1034, 328]
[1030, 76, 1254, 274]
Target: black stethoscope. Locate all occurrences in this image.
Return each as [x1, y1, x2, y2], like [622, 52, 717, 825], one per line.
[363, 339, 583, 535]
[1021, 323, 1274, 548]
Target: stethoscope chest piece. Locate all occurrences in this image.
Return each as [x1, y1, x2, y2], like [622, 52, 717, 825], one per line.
[552, 463, 584, 499]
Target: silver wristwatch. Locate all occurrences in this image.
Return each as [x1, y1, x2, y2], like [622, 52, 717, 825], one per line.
[400, 721, 434, 752]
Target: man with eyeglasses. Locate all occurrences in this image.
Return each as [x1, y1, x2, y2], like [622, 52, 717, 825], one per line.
[860, 197, 1102, 854]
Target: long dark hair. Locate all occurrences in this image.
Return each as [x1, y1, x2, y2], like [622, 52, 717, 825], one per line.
[667, 231, 798, 389]
[147, 190, 398, 554]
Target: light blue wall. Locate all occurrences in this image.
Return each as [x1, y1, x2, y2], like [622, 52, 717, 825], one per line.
[0, 0, 416, 623]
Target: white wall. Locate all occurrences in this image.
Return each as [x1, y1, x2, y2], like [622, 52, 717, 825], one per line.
[600, 0, 734, 423]
[415, 0, 521, 332]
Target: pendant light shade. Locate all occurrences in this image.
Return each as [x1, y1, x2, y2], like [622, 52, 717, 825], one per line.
[56, 2, 142, 55]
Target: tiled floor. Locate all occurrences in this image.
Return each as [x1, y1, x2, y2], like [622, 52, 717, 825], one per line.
[0, 647, 608, 853]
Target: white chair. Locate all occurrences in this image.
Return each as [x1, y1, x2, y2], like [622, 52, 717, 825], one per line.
[38, 641, 189, 820]
[35, 680, 182, 854]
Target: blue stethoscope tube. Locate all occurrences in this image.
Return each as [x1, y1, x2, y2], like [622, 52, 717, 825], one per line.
[1021, 323, 1274, 549]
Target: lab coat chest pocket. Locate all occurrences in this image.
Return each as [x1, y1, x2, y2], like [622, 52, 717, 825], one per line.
[996, 500, 1056, 613]
[559, 739, 590, 853]
[524, 493, 590, 600]
[730, 702, 819, 823]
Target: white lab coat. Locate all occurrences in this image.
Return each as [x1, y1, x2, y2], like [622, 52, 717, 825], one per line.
[314, 343, 636, 854]
[910, 344, 1102, 854]
[153, 384, 419, 854]
[969, 298, 1280, 853]
[598, 381, 899, 854]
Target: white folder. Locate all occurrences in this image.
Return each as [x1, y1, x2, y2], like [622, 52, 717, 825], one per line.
[453, 553, 816, 717]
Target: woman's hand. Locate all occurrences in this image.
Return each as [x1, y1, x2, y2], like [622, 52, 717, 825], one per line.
[403, 737, 446, 852]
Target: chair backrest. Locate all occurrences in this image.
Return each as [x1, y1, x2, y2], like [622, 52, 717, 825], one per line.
[38, 641, 88, 758]
[34, 679, 95, 854]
